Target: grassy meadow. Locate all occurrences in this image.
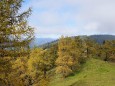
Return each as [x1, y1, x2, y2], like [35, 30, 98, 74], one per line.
[50, 58, 115, 86]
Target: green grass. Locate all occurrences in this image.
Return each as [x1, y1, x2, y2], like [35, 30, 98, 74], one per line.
[49, 58, 115, 86]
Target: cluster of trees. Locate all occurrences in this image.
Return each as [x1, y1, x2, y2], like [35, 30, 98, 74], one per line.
[55, 36, 96, 77]
[55, 36, 115, 77]
[0, 45, 58, 86]
[98, 40, 115, 61]
[56, 36, 84, 77]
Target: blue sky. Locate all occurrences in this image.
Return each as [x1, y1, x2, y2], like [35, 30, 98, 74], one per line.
[22, 0, 115, 38]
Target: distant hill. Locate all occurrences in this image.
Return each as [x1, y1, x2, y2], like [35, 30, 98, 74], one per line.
[90, 35, 115, 44]
[37, 35, 115, 49]
[38, 39, 58, 49]
[30, 38, 56, 48]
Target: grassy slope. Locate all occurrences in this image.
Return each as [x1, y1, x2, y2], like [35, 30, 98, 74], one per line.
[49, 58, 115, 86]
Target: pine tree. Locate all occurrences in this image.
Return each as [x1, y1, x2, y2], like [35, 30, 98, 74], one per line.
[75, 36, 87, 63]
[9, 56, 31, 86]
[0, 0, 34, 57]
[28, 48, 51, 85]
[56, 36, 80, 78]
[109, 40, 115, 61]
[84, 37, 97, 58]
[103, 40, 115, 61]
[46, 44, 58, 68]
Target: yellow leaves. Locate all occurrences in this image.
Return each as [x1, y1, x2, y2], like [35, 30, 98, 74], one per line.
[10, 57, 28, 85]
[30, 48, 43, 58]
[56, 37, 81, 77]
[28, 48, 45, 70]
[0, 57, 12, 72]
[56, 65, 72, 77]
[26, 48, 52, 85]
[28, 48, 52, 78]
[12, 57, 28, 71]
[38, 78, 49, 86]
[0, 57, 12, 85]
[56, 55, 74, 66]
[28, 57, 36, 72]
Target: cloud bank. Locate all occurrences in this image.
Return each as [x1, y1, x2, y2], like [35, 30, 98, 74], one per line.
[24, 0, 115, 38]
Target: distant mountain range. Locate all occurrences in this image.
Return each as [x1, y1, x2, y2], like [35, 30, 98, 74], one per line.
[30, 35, 115, 48]
[30, 38, 56, 48]
[90, 35, 115, 44]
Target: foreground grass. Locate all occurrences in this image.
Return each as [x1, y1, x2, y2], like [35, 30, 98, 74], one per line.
[49, 58, 115, 86]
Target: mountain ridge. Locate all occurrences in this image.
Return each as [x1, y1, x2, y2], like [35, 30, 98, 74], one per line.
[30, 35, 115, 48]
[90, 35, 115, 44]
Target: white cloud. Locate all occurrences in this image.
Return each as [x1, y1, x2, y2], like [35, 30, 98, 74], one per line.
[25, 0, 115, 38]
[34, 25, 79, 36]
[84, 22, 100, 31]
[37, 11, 60, 26]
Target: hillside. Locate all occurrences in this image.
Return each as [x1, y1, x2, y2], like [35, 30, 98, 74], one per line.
[50, 58, 115, 86]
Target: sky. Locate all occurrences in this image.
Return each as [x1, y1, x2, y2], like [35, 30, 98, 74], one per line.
[22, 0, 115, 38]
